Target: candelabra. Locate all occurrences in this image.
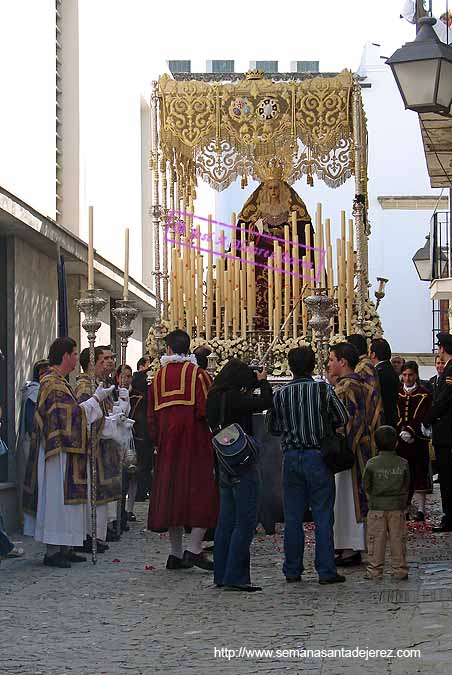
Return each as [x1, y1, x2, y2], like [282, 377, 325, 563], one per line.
[112, 299, 139, 535]
[76, 288, 108, 564]
[304, 289, 338, 377]
[374, 277, 389, 310]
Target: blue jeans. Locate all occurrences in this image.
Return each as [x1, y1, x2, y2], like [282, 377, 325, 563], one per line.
[214, 466, 260, 586]
[282, 449, 336, 580]
[0, 514, 13, 557]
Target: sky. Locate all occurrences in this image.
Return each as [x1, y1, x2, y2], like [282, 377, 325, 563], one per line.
[132, 0, 421, 74]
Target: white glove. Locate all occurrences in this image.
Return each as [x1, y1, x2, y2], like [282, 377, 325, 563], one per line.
[400, 430, 415, 444]
[421, 423, 432, 438]
[118, 387, 129, 401]
[94, 384, 115, 402]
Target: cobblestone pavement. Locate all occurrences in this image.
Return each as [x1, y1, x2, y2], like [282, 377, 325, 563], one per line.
[2, 486, 452, 675]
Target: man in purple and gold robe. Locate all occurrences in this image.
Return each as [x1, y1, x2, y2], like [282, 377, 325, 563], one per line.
[74, 346, 127, 550]
[23, 337, 114, 568]
[347, 334, 383, 457]
[329, 342, 372, 567]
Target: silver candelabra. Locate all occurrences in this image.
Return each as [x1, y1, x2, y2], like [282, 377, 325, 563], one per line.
[76, 288, 108, 564]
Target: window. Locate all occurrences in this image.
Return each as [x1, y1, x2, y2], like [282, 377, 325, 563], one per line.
[168, 60, 191, 75]
[207, 60, 235, 73]
[251, 60, 278, 73]
[291, 60, 320, 73]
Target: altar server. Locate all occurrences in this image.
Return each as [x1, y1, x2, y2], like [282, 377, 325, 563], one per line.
[23, 338, 114, 568]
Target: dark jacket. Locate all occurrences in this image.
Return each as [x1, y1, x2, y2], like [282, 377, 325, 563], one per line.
[206, 380, 274, 435]
[424, 358, 452, 447]
[375, 361, 400, 428]
[362, 450, 410, 511]
[429, 374, 440, 394]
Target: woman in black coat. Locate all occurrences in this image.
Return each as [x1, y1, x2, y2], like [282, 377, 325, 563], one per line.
[206, 359, 273, 592]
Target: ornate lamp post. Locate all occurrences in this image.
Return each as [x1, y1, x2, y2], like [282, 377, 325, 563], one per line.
[76, 288, 108, 564]
[304, 289, 338, 377]
[112, 299, 139, 536]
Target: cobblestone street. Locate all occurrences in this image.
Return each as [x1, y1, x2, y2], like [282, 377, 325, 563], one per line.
[2, 487, 452, 675]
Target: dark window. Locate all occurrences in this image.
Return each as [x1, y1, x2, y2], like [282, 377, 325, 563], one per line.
[293, 60, 319, 73]
[168, 60, 191, 75]
[254, 60, 278, 72]
[207, 60, 234, 73]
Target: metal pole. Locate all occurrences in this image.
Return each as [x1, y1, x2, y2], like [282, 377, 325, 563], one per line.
[76, 288, 108, 564]
[151, 80, 162, 328]
[352, 79, 367, 334]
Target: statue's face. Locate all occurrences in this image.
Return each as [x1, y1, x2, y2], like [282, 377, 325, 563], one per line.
[267, 180, 280, 202]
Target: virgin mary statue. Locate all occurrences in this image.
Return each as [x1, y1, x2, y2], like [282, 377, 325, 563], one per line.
[235, 163, 314, 330]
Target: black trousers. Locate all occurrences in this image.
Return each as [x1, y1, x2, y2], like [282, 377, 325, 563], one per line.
[435, 446, 452, 525]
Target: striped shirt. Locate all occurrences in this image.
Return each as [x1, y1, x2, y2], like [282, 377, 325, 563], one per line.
[265, 377, 349, 451]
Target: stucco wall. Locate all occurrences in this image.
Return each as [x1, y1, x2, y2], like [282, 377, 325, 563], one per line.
[14, 238, 58, 429]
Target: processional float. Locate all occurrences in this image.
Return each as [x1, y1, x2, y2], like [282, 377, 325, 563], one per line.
[147, 69, 382, 372]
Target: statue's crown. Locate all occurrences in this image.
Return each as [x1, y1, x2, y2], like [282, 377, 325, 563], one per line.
[245, 69, 265, 80]
[256, 158, 285, 182]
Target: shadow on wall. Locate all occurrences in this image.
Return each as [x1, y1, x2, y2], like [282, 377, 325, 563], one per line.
[14, 266, 57, 431]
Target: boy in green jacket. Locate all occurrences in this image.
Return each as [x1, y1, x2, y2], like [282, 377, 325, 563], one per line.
[362, 426, 410, 580]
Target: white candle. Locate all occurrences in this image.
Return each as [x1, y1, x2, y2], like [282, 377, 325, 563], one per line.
[123, 228, 129, 301]
[88, 206, 94, 290]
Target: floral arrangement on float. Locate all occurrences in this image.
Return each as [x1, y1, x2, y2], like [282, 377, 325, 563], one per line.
[144, 299, 383, 377]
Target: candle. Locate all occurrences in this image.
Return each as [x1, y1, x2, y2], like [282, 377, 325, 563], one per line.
[284, 225, 290, 337]
[268, 261, 273, 331]
[304, 222, 312, 291]
[292, 234, 300, 339]
[88, 206, 94, 290]
[241, 308, 247, 339]
[291, 209, 297, 242]
[123, 227, 129, 301]
[215, 283, 221, 337]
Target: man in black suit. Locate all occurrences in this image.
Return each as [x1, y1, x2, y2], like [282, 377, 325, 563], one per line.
[369, 338, 400, 428]
[429, 354, 445, 394]
[424, 333, 452, 533]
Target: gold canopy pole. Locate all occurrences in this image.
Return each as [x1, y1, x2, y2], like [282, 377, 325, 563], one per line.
[161, 158, 169, 321]
[151, 80, 162, 328]
[352, 77, 367, 333]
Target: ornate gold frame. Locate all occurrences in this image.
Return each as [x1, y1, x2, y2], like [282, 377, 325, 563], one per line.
[149, 70, 369, 330]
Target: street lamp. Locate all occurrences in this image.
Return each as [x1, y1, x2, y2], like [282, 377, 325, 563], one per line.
[387, 17, 452, 116]
[412, 235, 432, 281]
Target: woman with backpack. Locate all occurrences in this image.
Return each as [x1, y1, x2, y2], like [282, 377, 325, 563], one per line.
[206, 359, 273, 592]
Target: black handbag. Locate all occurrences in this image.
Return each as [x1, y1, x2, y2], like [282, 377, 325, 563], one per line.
[319, 383, 355, 474]
[211, 393, 259, 476]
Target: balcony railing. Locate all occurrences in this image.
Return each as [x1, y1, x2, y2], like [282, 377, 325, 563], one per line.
[431, 211, 452, 280]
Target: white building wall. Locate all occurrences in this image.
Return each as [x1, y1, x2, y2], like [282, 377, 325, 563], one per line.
[14, 239, 58, 426]
[0, 0, 56, 219]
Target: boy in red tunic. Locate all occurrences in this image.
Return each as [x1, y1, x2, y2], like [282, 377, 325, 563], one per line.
[147, 329, 219, 570]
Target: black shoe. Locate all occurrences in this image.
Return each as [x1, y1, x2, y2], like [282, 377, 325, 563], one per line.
[76, 537, 109, 553]
[64, 551, 87, 563]
[43, 552, 71, 569]
[127, 512, 137, 522]
[106, 529, 120, 542]
[319, 573, 346, 585]
[414, 511, 425, 522]
[285, 576, 302, 583]
[183, 550, 214, 571]
[335, 552, 362, 567]
[121, 523, 130, 532]
[432, 525, 452, 533]
[224, 584, 262, 592]
[166, 554, 192, 570]
[405, 512, 410, 521]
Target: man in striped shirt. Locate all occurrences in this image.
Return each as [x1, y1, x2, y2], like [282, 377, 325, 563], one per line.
[266, 346, 349, 585]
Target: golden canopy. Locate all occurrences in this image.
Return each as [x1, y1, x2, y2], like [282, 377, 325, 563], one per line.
[157, 69, 367, 193]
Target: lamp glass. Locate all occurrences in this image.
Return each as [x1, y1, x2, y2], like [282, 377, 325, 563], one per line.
[392, 59, 438, 108]
[437, 59, 452, 109]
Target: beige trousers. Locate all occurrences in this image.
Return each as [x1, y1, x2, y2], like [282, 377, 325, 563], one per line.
[366, 510, 408, 579]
